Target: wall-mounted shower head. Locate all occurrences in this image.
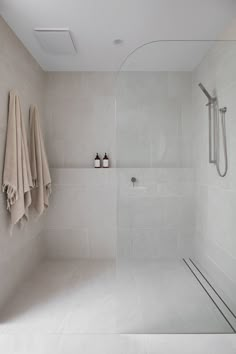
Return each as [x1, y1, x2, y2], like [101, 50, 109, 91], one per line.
[198, 83, 215, 102]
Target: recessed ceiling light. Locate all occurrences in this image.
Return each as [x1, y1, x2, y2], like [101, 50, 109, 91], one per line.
[113, 39, 124, 46]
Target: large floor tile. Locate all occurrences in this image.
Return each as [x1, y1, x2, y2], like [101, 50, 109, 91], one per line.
[0, 259, 233, 335]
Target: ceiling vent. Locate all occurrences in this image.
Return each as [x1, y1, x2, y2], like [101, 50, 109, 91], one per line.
[34, 28, 77, 55]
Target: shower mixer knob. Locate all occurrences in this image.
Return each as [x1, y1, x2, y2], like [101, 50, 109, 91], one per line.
[131, 177, 137, 186]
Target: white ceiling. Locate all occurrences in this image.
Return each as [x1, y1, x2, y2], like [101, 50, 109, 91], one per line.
[1, 0, 236, 71]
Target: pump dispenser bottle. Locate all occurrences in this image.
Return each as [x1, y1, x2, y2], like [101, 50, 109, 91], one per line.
[103, 153, 109, 168]
[94, 153, 101, 168]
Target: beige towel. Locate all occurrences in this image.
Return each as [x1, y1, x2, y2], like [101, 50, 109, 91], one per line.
[2, 90, 33, 227]
[29, 105, 51, 216]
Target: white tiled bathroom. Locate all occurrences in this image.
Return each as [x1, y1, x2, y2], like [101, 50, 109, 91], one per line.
[1, 1, 236, 353]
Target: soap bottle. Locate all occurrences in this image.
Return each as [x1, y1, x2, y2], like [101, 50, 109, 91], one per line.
[94, 153, 101, 168]
[103, 153, 109, 168]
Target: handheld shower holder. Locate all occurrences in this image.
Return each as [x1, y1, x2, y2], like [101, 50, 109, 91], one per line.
[219, 107, 227, 113]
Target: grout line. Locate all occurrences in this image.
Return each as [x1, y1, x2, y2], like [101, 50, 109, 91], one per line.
[182, 258, 236, 333]
[189, 258, 236, 320]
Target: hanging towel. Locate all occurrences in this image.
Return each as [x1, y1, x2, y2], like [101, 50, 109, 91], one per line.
[29, 104, 51, 216]
[2, 90, 33, 227]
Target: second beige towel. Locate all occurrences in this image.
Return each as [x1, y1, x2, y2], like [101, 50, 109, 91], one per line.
[29, 105, 51, 216]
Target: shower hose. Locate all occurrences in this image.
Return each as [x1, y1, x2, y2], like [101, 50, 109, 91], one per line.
[214, 103, 228, 177]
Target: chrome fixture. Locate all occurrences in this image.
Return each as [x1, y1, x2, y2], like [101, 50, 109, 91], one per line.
[198, 83, 228, 177]
[216, 107, 228, 177]
[198, 83, 215, 103]
[131, 177, 137, 187]
[198, 83, 216, 163]
[113, 39, 124, 46]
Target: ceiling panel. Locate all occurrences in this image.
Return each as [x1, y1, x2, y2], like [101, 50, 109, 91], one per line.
[1, 0, 236, 71]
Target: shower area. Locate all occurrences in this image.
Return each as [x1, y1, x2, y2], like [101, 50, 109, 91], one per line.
[115, 40, 236, 333]
[1, 25, 236, 338]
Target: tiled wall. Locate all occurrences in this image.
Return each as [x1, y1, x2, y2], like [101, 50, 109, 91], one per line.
[43, 167, 194, 260]
[44, 71, 193, 169]
[116, 71, 193, 167]
[43, 71, 195, 260]
[43, 168, 117, 259]
[115, 72, 195, 259]
[0, 18, 45, 308]
[192, 40, 236, 309]
[117, 168, 194, 259]
[44, 72, 116, 168]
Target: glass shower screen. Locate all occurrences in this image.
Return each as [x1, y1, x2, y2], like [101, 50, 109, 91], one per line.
[115, 40, 236, 334]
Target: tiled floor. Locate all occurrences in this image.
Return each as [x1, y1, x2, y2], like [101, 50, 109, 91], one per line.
[0, 333, 236, 354]
[0, 259, 233, 335]
[0, 260, 236, 353]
